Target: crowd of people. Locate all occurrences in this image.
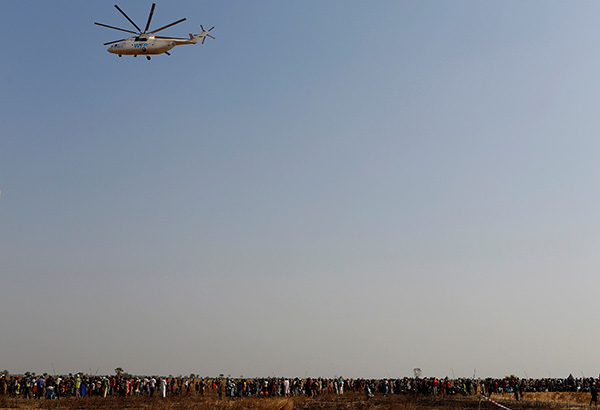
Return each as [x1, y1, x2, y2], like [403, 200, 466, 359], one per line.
[0, 373, 598, 401]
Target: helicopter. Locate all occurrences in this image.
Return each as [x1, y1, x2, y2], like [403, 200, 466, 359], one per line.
[95, 3, 214, 60]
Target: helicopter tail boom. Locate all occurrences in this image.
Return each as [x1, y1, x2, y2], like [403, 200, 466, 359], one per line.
[189, 26, 215, 44]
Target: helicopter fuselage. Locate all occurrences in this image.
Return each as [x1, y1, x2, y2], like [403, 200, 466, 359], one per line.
[108, 35, 195, 56]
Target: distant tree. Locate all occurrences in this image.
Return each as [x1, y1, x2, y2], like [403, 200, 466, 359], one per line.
[414, 368, 422, 379]
[115, 367, 124, 377]
[1, 370, 8, 377]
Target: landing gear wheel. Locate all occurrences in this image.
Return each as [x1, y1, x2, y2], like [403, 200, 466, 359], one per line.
[146, 56, 151, 60]
[118, 54, 122, 57]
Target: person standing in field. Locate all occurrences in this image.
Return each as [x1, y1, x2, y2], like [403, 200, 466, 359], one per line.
[75, 375, 82, 398]
[160, 378, 167, 398]
[590, 379, 597, 406]
[36, 376, 45, 399]
[513, 379, 520, 401]
[150, 377, 156, 397]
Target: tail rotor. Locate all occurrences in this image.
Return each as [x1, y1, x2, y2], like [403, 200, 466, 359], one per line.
[200, 25, 215, 44]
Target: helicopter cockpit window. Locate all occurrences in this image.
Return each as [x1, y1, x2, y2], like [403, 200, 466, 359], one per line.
[135, 37, 148, 42]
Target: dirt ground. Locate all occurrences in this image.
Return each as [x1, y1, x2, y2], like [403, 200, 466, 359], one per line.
[0, 392, 593, 410]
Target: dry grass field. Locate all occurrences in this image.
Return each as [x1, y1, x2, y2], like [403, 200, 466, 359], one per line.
[0, 392, 594, 410]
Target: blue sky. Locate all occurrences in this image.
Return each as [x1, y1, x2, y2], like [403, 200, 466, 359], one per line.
[1, 1, 600, 379]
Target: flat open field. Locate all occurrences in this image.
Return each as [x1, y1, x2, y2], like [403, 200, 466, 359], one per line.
[0, 392, 593, 410]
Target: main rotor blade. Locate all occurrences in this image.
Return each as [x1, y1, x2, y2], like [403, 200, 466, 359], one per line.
[144, 3, 156, 33]
[95, 22, 138, 35]
[104, 38, 126, 46]
[114, 4, 142, 32]
[149, 18, 186, 34]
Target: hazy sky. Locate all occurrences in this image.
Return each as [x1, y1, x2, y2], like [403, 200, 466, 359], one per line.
[1, 1, 600, 379]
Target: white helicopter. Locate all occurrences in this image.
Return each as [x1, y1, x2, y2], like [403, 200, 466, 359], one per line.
[95, 3, 214, 60]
